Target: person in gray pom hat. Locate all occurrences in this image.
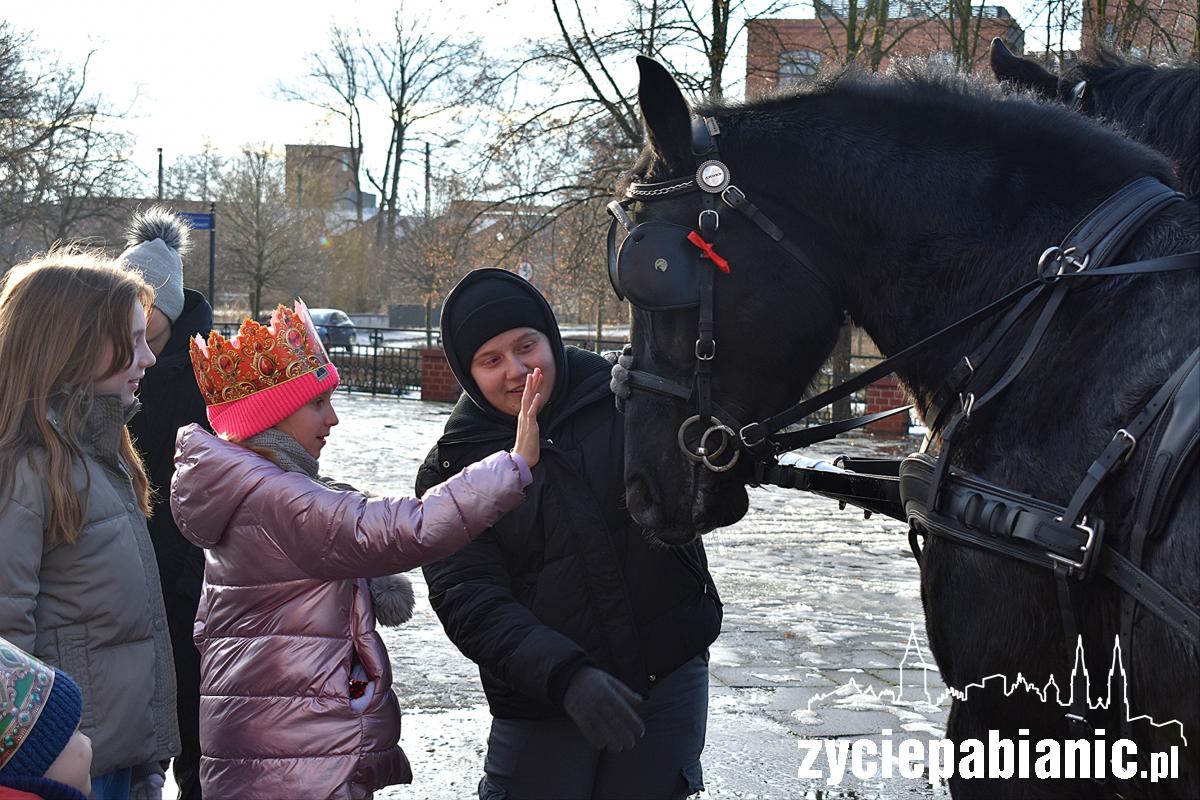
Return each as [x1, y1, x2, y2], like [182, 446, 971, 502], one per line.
[118, 207, 213, 800]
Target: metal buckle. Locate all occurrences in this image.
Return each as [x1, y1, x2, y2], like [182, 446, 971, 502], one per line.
[1046, 516, 1096, 574]
[739, 422, 766, 451]
[695, 338, 716, 360]
[698, 208, 720, 232]
[721, 185, 746, 208]
[959, 391, 975, 419]
[1037, 246, 1090, 283]
[1113, 428, 1137, 466]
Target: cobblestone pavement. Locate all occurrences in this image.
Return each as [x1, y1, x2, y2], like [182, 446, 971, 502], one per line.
[173, 392, 952, 799]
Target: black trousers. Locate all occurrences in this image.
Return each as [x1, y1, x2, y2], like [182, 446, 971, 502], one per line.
[165, 590, 203, 800]
[479, 654, 709, 800]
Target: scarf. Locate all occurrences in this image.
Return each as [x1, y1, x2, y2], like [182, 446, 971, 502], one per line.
[245, 428, 319, 478]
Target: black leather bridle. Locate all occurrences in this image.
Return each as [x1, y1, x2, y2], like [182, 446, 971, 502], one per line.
[607, 116, 906, 472]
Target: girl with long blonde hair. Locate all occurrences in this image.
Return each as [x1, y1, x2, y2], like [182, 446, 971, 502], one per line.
[0, 250, 181, 800]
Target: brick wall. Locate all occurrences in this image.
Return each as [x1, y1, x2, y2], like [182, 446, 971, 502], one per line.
[420, 347, 462, 403]
[746, 14, 1024, 97]
[865, 375, 910, 436]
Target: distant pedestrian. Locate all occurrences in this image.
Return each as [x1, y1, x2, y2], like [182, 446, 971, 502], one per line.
[0, 636, 93, 800]
[417, 268, 722, 800]
[170, 301, 545, 800]
[117, 207, 212, 800]
[0, 251, 181, 800]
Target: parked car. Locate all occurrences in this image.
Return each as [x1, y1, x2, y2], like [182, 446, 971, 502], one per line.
[308, 308, 357, 352]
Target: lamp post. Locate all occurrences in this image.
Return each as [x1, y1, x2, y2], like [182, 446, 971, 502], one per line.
[415, 139, 460, 347]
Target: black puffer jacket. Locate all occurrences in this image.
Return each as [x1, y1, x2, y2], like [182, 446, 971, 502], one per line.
[128, 288, 212, 606]
[417, 347, 722, 720]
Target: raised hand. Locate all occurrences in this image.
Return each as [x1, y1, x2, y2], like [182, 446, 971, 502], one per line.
[512, 368, 545, 468]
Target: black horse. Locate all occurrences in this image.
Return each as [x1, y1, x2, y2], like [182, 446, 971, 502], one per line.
[617, 57, 1198, 798]
[989, 38, 1200, 195]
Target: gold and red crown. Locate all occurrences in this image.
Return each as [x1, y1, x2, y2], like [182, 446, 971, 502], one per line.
[190, 301, 333, 408]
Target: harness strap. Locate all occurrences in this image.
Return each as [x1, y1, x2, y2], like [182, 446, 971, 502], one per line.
[1101, 548, 1200, 645]
[1059, 177, 1185, 267]
[740, 277, 1045, 455]
[720, 186, 837, 298]
[900, 454, 1200, 646]
[928, 280, 1071, 511]
[1055, 568, 1094, 735]
[1062, 348, 1200, 526]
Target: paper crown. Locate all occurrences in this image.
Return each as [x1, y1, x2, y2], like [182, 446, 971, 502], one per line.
[189, 300, 340, 440]
[0, 637, 81, 776]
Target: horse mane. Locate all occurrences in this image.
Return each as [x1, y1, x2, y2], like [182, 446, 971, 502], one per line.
[1062, 51, 1200, 192]
[690, 61, 1171, 187]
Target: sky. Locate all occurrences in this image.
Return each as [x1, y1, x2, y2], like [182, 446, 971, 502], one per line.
[6, 0, 1043, 195]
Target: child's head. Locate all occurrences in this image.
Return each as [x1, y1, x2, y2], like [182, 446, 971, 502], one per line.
[190, 301, 340, 452]
[0, 249, 155, 413]
[0, 637, 91, 796]
[0, 250, 156, 545]
[118, 207, 191, 355]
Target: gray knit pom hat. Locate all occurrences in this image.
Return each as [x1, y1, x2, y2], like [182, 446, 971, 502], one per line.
[118, 207, 190, 323]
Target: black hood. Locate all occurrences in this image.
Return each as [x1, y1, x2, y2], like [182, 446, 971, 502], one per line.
[440, 268, 569, 425]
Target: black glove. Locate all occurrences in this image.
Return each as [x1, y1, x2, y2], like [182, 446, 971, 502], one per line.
[609, 344, 635, 412]
[562, 666, 645, 752]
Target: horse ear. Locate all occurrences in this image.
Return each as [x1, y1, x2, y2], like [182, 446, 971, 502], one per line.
[637, 56, 693, 173]
[989, 38, 1060, 100]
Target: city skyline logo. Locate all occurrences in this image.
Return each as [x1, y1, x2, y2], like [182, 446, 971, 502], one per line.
[805, 624, 1188, 747]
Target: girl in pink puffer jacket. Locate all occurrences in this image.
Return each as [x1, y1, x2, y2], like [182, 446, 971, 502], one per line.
[169, 302, 544, 800]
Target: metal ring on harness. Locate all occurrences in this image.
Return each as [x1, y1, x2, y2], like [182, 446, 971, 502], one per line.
[1037, 246, 1090, 283]
[677, 415, 708, 462]
[700, 423, 740, 472]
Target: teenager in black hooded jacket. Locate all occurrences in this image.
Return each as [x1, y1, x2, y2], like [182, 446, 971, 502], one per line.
[416, 268, 722, 800]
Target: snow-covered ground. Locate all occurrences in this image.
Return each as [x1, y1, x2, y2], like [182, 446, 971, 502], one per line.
[170, 392, 950, 800]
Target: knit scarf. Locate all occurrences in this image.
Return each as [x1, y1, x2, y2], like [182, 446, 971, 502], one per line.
[246, 428, 319, 478]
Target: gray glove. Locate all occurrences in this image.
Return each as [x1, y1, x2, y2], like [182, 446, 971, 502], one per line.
[609, 344, 635, 411]
[562, 666, 645, 752]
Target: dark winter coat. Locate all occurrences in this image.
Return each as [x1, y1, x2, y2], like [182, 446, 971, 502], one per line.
[417, 347, 722, 720]
[128, 288, 212, 607]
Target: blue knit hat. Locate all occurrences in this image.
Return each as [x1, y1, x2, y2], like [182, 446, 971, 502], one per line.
[0, 637, 83, 779]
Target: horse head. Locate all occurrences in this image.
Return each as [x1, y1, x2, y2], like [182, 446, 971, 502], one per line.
[614, 57, 844, 545]
[989, 38, 1092, 112]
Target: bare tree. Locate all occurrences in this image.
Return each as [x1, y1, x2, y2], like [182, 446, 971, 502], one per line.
[164, 142, 225, 202]
[806, 0, 929, 72]
[360, 5, 481, 252]
[281, 27, 367, 225]
[217, 147, 294, 318]
[0, 23, 140, 265]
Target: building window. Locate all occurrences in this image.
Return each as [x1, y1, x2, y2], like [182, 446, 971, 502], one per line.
[779, 49, 822, 85]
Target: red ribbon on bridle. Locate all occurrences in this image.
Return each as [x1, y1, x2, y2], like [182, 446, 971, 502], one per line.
[687, 231, 731, 274]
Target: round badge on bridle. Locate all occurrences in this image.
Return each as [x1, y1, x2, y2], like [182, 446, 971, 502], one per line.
[696, 160, 730, 194]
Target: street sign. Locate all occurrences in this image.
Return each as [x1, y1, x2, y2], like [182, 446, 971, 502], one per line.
[179, 211, 215, 230]
[517, 260, 533, 281]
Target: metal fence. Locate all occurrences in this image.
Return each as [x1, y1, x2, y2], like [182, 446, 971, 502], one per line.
[211, 323, 884, 409]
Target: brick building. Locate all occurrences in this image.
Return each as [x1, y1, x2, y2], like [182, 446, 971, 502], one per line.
[284, 144, 377, 224]
[746, 5, 1025, 96]
[1082, 0, 1197, 58]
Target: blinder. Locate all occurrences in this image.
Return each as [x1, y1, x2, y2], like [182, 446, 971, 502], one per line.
[606, 203, 706, 311]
